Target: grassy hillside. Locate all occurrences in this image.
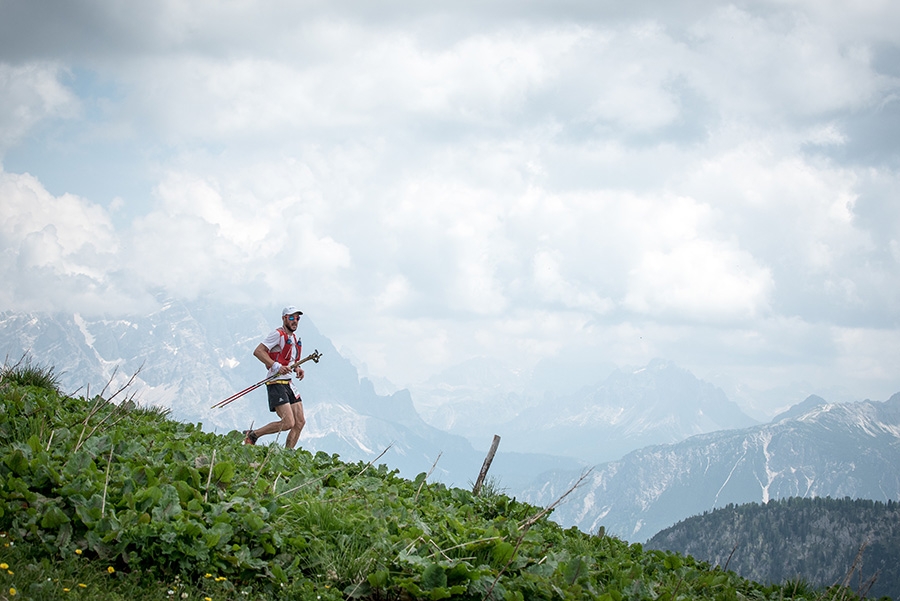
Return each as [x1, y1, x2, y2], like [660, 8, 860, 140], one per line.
[0, 360, 884, 600]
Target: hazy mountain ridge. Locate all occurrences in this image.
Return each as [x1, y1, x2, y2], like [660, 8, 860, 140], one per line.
[520, 393, 900, 541]
[414, 357, 758, 463]
[503, 359, 758, 463]
[409, 356, 542, 441]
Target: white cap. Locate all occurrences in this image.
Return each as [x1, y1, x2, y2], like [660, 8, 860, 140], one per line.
[281, 306, 303, 316]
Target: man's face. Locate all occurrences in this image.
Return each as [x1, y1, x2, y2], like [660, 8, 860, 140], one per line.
[283, 313, 301, 331]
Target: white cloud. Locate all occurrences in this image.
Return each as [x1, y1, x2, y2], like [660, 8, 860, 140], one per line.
[533, 249, 615, 315]
[1, 1, 899, 399]
[0, 171, 116, 255]
[0, 169, 131, 313]
[126, 164, 353, 302]
[687, 7, 890, 120]
[624, 239, 774, 321]
[677, 136, 886, 322]
[0, 63, 79, 154]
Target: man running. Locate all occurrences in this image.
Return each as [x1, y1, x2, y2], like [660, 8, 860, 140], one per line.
[243, 306, 307, 448]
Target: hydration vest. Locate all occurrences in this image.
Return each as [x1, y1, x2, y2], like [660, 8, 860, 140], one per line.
[267, 328, 300, 366]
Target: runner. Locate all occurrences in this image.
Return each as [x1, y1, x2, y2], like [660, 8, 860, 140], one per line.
[243, 306, 307, 448]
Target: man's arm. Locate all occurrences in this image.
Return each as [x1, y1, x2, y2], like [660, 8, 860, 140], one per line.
[254, 343, 290, 375]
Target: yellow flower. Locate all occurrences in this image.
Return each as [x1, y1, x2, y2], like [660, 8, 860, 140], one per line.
[78, 583, 87, 588]
[205, 597, 212, 601]
[6, 570, 13, 575]
[107, 566, 115, 574]
[64, 588, 71, 592]
[9, 588, 16, 596]
[75, 549, 83, 555]
[0, 563, 7, 569]
[204, 573, 212, 578]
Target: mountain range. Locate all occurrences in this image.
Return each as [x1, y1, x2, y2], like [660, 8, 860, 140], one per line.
[411, 356, 760, 464]
[3, 298, 898, 544]
[520, 393, 900, 540]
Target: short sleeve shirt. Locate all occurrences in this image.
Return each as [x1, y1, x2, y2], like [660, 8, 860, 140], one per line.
[262, 329, 301, 378]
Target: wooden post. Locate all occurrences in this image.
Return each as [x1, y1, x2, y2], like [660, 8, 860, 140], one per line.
[473, 434, 501, 496]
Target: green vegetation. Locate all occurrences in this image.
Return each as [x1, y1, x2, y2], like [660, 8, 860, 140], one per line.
[648, 497, 900, 600]
[0, 356, 60, 393]
[0, 361, 882, 600]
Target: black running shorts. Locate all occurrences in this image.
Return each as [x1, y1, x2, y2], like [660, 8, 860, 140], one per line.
[266, 382, 301, 412]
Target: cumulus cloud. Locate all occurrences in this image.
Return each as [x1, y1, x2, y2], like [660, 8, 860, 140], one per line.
[624, 240, 774, 321]
[1, 0, 899, 402]
[0, 63, 78, 153]
[0, 169, 127, 312]
[686, 7, 889, 120]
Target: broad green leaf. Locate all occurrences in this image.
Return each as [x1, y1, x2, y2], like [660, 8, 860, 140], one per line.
[4, 449, 29, 475]
[173, 479, 201, 505]
[205, 521, 234, 548]
[368, 570, 390, 588]
[40, 504, 70, 528]
[212, 461, 235, 484]
[492, 540, 515, 565]
[563, 555, 588, 585]
[422, 562, 447, 590]
[151, 484, 183, 521]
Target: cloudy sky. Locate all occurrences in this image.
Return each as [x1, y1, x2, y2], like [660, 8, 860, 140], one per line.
[2, 1, 899, 405]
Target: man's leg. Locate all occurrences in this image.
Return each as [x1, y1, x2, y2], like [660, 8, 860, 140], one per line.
[285, 402, 306, 449]
[250, 402, 296, 440]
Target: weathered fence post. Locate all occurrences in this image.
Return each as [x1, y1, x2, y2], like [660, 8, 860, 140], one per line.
[473, 434, 501, 496]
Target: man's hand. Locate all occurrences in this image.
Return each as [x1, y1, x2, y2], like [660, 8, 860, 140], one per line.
[271, 361, 290, 375]
[294, 366, 305, 380]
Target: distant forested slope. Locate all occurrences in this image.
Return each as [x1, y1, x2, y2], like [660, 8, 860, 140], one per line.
[647, 497, 900, 600]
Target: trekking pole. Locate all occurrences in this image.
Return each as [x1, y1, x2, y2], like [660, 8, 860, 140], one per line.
[211, 350, 322, 409]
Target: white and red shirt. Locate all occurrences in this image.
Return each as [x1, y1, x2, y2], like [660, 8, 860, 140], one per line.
[261, 327, 301, 378]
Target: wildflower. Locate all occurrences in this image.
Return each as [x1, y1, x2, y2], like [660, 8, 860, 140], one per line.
[75, 549, 83, 555]
[0, 563, 7, 569]
[205, 597, 212, 601]
[204, 573, 212, 578]
[6, 569, 13, 575]
[64, 588, 71, 592]
[78, 583, 87, 588]
[107, 566, 115, 574]
[9, 588, 16, 596]
[182, 593, 188, 599]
